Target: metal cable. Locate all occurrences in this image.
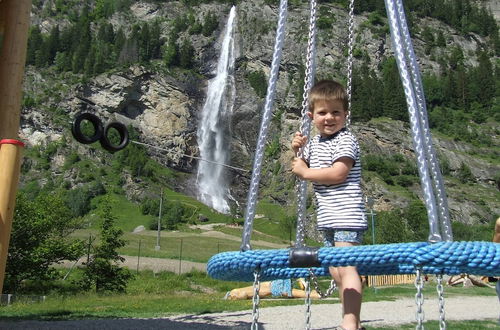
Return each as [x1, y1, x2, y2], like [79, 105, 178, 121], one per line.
[384, 0, 441, 242]
[240, 0, 288, 251]
[393, 0, 453, 241]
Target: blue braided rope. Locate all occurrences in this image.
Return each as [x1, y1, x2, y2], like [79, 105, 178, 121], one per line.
[208, 241, 500, 281]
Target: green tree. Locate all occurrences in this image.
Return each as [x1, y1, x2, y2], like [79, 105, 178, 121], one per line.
[4, 193, 85, 293]
[26, 26, 43, 66]
[456, 162, 474, 183]
[376, 209, 410, 244]
[474, 51, 495, 107]
[178, 38, 195, 69]
[163, 39, 178, 68]
[247, 70, 268, 98]
[46, 25, 61, 64]
[402, 200, 428, 241]
[165, 202, 187, 230]
[202, 11, 219, 37]
[79, 197, 132, 292]
[381, 58, 407, 121]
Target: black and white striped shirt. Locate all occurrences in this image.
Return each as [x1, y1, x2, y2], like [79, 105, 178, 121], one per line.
[303, 129, 367, 231]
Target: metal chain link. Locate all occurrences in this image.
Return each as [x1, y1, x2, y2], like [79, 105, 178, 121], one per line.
[305, 277, 312, 330]
[414, 268, 425, 330]
[309, 269, 337, 299]
[295, 0, 318, 248]
[436, 275, 446, 330]
[345, 0, 355, 127]
[251, 269, 261, 330]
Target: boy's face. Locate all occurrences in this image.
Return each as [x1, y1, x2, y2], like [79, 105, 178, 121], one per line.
[308, 99, 347, 137]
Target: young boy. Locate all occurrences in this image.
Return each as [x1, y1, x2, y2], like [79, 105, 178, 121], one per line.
[291, 80, 367, 330]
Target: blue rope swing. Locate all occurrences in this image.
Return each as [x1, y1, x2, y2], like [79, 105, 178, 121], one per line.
[208, 241, 500, 282]
[207, 0, 500, 287]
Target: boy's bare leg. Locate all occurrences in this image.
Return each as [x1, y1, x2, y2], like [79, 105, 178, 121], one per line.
[330, 242, 362, 330]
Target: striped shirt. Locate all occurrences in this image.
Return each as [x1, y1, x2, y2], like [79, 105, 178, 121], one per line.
[303, 128, 367, 231]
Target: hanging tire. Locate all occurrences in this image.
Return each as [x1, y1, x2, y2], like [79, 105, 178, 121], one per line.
[72, 113, 103, 144]
[100, 121, 129, 153]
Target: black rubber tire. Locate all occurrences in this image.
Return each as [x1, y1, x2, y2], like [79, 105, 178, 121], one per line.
[99, 121, 129, 153]
[71, 113, 103, 144]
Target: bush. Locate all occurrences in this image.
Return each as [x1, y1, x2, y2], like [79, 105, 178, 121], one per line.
[4, 193, 85, 293]
[78, 197, 133, 293]
[394, 175, 416, 187]
[456, 162, 474, 183]
[202, 11, 218, 37]
[247, 70, 267, 98]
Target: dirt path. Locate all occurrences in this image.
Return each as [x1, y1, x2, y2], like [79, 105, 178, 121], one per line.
[122, 255, 206, 273]
[61, 255, 206, 274]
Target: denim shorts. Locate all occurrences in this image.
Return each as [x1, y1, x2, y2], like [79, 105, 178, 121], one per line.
[321, 229, 364, 247]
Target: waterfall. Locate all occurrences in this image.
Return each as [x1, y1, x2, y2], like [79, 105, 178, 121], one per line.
[196, 6, 236, 214]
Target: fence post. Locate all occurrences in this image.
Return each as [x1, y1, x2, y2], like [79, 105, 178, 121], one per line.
[137, 239, 141, 274]
[178, 238, 183, 275]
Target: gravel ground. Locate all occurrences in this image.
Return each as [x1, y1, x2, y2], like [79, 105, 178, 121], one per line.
[1, 295, 498, 329]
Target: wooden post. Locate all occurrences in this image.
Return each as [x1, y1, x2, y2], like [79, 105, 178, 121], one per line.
[0, 0, 31, 293]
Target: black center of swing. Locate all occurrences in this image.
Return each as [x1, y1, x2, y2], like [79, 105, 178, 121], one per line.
[289, 247, 321, 268]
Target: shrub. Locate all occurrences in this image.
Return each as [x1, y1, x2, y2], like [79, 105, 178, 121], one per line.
[78, 197, 133, 293]
[247, 70, 267, 98]
[456, 162, 474, 183]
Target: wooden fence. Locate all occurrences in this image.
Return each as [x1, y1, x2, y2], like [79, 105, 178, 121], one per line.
[367, 274, 416, 287]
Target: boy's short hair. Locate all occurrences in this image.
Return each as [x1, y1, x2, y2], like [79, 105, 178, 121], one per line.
[308, 80, 348, 113]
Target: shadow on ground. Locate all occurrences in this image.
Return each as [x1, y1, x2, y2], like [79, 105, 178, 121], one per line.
[0, 317, 250, 330]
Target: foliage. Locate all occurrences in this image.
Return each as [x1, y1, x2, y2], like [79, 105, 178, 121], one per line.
[65, 181, 106, 217]
[78, 197, 133, 292]
[265, 135, 281, 159]
[456, 162, 475, 184]
[202, 11, 219, 37]
[247, 69, 267, 98]
[452, 219, 495, 241]
[4, 193, 85, 293]
[363, 153, 418, 186]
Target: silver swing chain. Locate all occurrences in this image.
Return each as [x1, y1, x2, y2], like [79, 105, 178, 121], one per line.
[436, 274, 446, 330]
[345, 0, 356, 127]
[415, 267, 425, 329]
[251, 269, 261, 330]
[309, 269, 337, 299]
[305, 278, 312, 330]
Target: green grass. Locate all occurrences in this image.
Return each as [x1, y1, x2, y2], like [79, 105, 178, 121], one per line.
[213, 223, 290, 245]
[85, 191, 238, 233]
[72, 226, 277, 263]
[118, 232, 274, 262]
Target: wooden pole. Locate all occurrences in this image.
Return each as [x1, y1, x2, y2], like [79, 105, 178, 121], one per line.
[0, 0, 31, 293]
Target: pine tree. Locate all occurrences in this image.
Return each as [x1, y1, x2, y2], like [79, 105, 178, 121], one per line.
[179, 38, 195, 69]
[26, 26, 43, 66]
[475, 51, 495, 107]
[79, 197, 132, 293]
[149, 20, 162, 59]
[47, 25, 60, 64]
[139, 23, 151, 61]
[381, 58, 407, 121]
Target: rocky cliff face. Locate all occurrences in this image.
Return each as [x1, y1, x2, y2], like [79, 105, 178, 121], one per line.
[21, 1, 499, 224]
